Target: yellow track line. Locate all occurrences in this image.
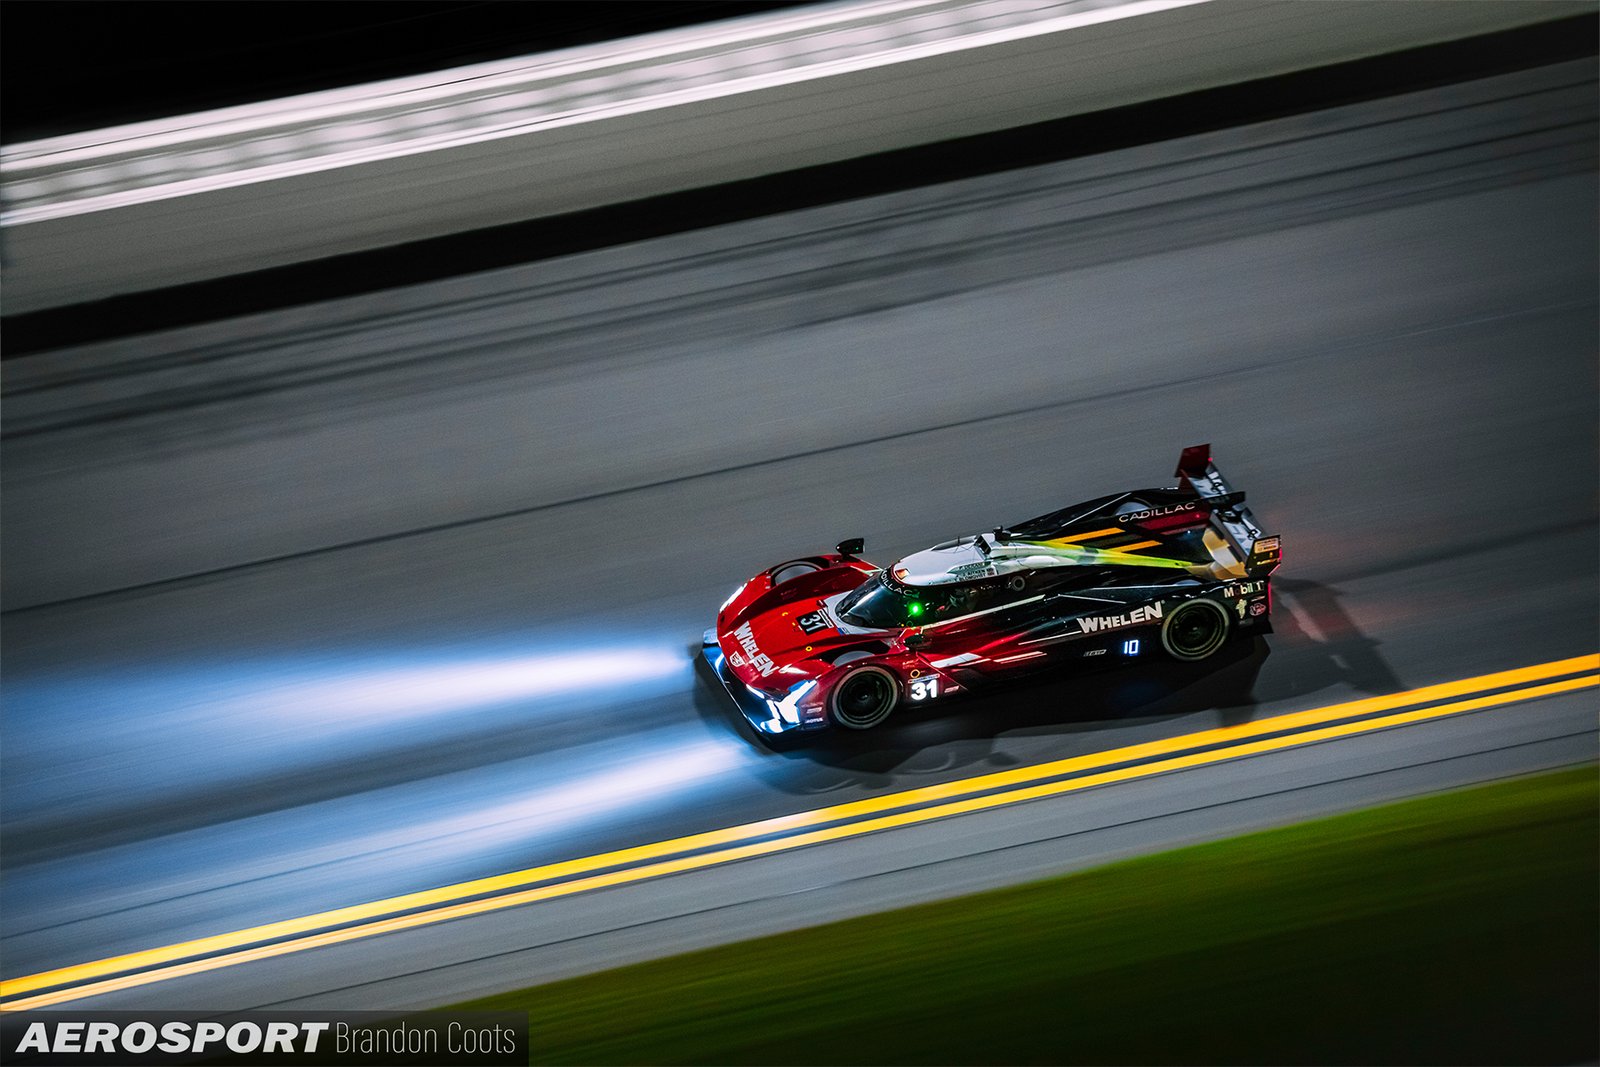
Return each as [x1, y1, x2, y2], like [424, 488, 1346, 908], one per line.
[6, 673, 1593, 1011]
[2, 655, 1594, 1008]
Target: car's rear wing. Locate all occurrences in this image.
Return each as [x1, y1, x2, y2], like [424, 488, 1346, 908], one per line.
[1176, 444, 1281, 576]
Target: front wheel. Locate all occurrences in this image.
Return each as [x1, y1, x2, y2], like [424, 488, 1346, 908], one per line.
[1160, 598, 1232, 661]
[829, 666, 899, 729]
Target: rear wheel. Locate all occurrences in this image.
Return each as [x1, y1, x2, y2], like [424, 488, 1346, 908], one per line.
[1160, 598, 1232, 661]
[829, 666, 899, 729]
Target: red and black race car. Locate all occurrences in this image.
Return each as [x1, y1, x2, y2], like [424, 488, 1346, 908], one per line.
[702, 445, 1280, 740]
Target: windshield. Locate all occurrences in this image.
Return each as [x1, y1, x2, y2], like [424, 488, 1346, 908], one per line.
[838, 572, 940, 629]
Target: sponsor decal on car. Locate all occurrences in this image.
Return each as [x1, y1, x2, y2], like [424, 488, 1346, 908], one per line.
[733, 622, 777, 677]
[1224, 579, 1268, 598]
[795, 609, 832, 635]
[1117, 502, 1196, 524]
[1077, 601, 1164, 634]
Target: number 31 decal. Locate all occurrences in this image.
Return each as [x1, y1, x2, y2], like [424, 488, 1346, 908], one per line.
[909, 677, 941, 701]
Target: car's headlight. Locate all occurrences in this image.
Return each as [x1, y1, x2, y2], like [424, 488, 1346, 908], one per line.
[766, 680, 818, 724]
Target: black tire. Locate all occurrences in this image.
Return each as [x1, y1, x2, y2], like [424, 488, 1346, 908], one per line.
[828, 666, 899, 729]
[1160, 598, 1232, 661]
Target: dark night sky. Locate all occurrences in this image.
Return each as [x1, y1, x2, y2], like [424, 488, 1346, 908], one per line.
[1, 2, 808, 142]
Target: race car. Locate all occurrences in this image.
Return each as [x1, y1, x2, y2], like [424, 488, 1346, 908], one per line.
[701, 444, 1280, 740]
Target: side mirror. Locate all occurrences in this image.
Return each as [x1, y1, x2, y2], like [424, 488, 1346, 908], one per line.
[904, 631, 930, 649]
[836, 537, 864, 558]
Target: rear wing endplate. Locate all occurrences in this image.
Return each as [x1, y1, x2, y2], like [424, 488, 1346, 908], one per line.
[1176, 444, 1281, 576]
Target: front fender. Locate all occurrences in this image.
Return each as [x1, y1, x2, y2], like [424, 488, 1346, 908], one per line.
[718, 554, 875, 632]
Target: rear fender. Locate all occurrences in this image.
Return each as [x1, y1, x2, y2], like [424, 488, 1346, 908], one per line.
[1176, 443, 1281, 579]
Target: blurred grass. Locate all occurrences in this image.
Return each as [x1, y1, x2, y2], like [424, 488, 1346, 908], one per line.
[461, 767, 1598, 1065]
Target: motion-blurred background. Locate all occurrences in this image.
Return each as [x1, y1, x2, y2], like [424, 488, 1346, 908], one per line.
[2, 2, 1596, 1062]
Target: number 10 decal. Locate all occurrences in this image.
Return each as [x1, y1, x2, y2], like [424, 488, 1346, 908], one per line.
[909, 677, 940, 701]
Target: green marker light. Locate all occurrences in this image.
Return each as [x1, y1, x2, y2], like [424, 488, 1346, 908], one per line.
[907, 602, 924, 618]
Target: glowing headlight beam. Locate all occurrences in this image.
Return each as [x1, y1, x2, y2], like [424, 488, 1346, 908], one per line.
[230, 648, 690, 725]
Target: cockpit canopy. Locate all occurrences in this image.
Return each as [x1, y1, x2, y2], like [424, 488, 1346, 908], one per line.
[836, 571, 936, 628]
[836, 569, 1037, 630]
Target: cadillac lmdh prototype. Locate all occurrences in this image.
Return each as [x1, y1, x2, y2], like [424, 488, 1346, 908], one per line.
[702, 445, 1280, 739]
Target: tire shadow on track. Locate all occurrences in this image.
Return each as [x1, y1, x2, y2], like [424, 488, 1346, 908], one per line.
[1253, 577, 1408, 705]
[690, 639, 1271, 789]
[691, 578, 1401, 795]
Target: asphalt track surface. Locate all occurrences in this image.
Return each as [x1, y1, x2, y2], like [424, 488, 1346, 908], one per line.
[2, 58, 1596, 1011]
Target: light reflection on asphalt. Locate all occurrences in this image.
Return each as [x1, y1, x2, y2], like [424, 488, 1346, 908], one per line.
[0, 638, 755, 973]
[2, 641, 693, 819]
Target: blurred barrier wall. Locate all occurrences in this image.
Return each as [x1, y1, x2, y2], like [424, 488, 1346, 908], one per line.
[0, 0, 1584, 312]
[2, 57, 1595, 608]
